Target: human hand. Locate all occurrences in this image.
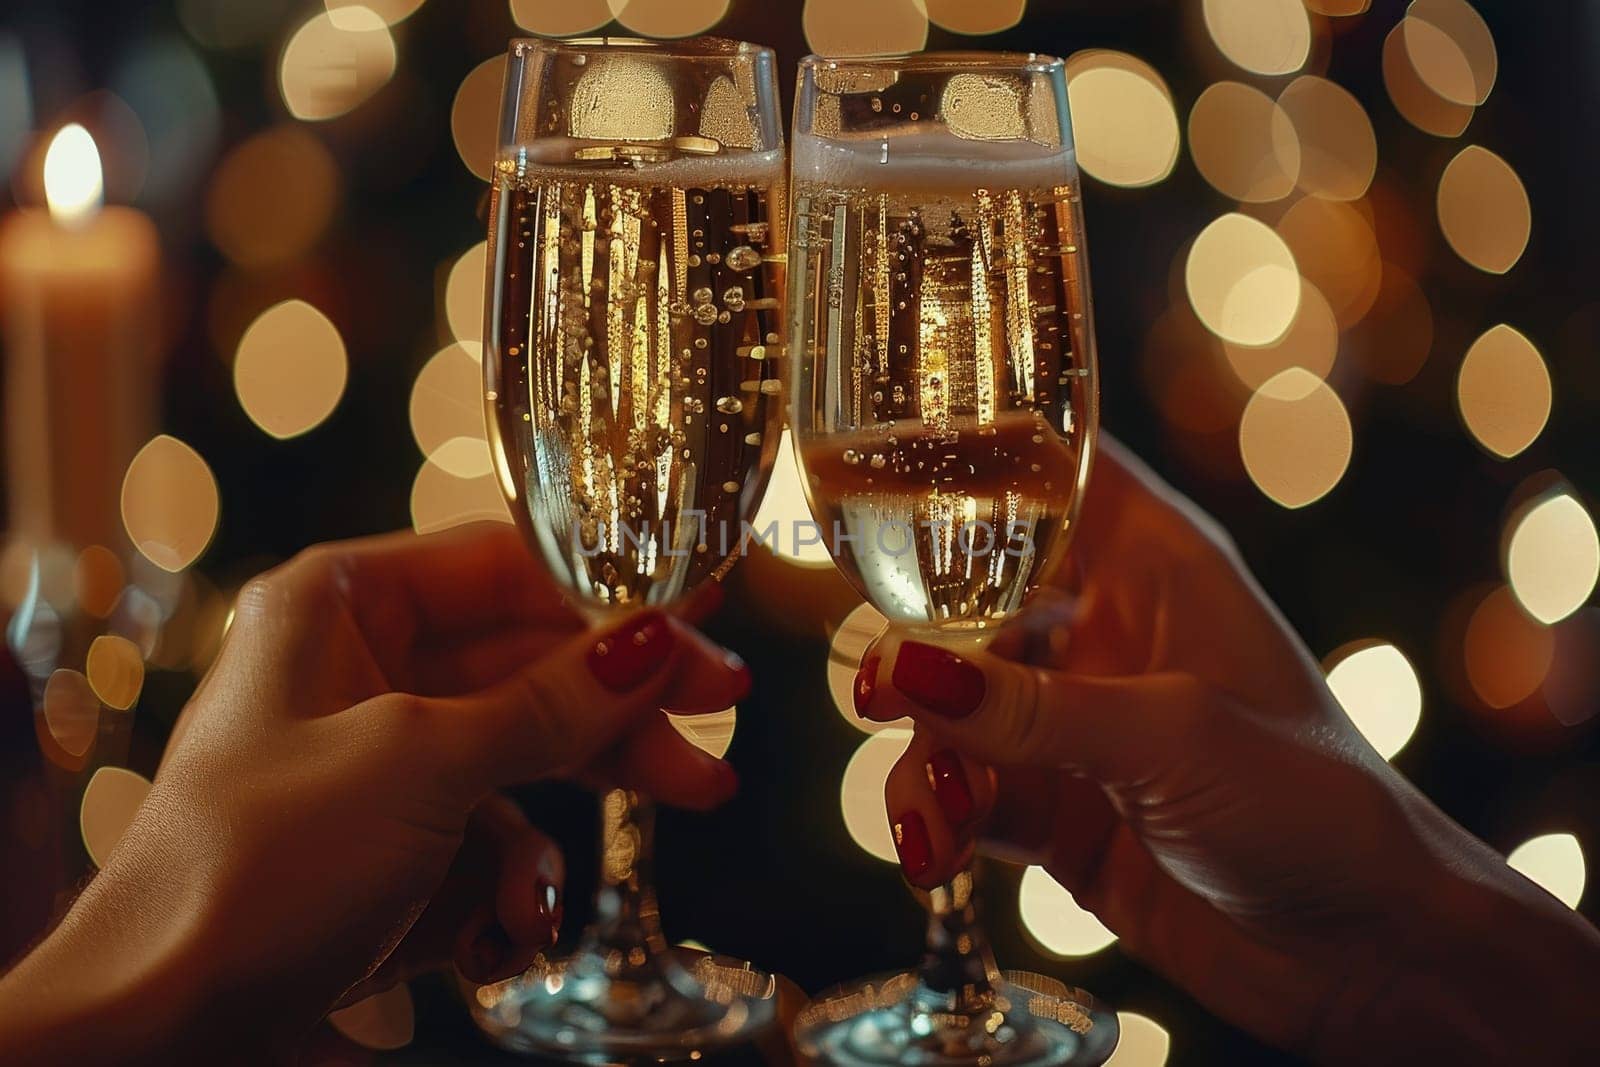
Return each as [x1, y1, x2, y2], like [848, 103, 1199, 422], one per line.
[857, 438, 1600, 1062]
[0, 524, 748, 1063]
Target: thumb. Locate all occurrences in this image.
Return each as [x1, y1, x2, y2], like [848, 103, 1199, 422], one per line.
[856, 630, 1220, 786]
[426, 609, 686, 788]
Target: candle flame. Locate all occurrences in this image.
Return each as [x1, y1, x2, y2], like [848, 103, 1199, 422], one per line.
[44, 124, 104, 226]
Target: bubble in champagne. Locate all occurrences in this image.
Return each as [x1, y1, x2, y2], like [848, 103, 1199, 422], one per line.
[692, 286, 714, 304]
[722, 481, 741, 493]
[694, 304, 718, 325]
[726, 245, 761, 271]
[716, 396, 744, 414]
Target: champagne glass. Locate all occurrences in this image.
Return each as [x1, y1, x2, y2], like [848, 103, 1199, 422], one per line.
[478, 36, 786, 1060]
[787, 53, 1118, 1066]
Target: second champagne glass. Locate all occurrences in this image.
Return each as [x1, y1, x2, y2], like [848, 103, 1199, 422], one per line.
[788, 53, 1118, 1066]
[479, 36, 786, 1060]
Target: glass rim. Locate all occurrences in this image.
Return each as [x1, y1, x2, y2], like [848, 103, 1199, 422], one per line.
[799, 50, 1064, 75]
[510, 35, 775, 62]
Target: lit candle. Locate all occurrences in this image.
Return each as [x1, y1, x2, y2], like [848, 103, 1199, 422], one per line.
[0, 124, 161, 558]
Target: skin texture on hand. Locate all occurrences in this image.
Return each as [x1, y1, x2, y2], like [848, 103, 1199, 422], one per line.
[859, 437, 1600, 1062]
[0, 524, 748, 1064]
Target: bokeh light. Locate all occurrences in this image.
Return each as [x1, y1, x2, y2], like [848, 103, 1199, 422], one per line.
[446, 240, 488, 345]
[87, 635, 145, 711]
[509, 0, 613, 36]
[1437, 145, 1530, 274]
[410, 340, 488, 473]
[234, 299, 349, 439]
[112, 36, 221, 205]
[1506, 832, 1586, 910]
[121, 436, 221, 573]
[1506, 493, 1600, 626]
[1105, 1013, 1172, 1067]
[451, 56, 504, 183]
[327, 0, 426, 27]
[74, 545, 125, 619]
[1406, 0, 1498, 106]
[179, 0, 296, 49]
[1382, 20, 1474, 138]
[205, 126, 339, 268]
[1018, 865, 1116, 958]
[751, 428, 835, 567]
[1186, 213, 1300, 346]
[279, 7, 397, 122]
[1239, 368, 1352, 509]
[42, 668, 100, 762]
[802, 0, 928, 57]
[915, 0, 1025, 35]
[80, 766, 153, 868]
[1464, 586, 1554, 709]
[1275, 196, 1381, 327]
[608, 0, 730, 38]
[1202, 0, 1311, 77]
[410, 461, 510, 535]
[1305, 0, 1370, 13]
[1345, 266, 1434, 384]
[1222, 278, 1337, 389]
[1065, 52, 1181, 190]
[328, 982, 415, 1051]
[1456, 324, 1550, 459]
[840, 728, 912, 863]
[1188, 82, 1299, 203]
[827, 602, 896, 733]
[1324, 642, 1423, 760]
[1277, 76, 1377, 201]
[666, 706, 737, 759]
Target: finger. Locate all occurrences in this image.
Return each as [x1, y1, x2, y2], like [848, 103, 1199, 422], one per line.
[855, 630, 1217, 786]
[883, 727, 997, 888]
[414, 625, 571, 696]
[420, 611, 716, 790]
[586, 713, 740, 810]
[978, 767, 1121, 888]
[455, 800, 565, 984]
[659, 626, 751, 714]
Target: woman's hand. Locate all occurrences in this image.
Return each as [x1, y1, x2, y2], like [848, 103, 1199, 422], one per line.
[859, 438, 1600, 1062]
[0, 524, 747, 1064]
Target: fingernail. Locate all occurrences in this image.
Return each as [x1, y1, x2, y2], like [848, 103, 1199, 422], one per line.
[587, 611, 674, 692]
[928, 749, 975, 824]
[893, 810, 932, 879]
[536, 879, 563, 942]
[853, 655, 881, 720]
[891, 642, 986, 719]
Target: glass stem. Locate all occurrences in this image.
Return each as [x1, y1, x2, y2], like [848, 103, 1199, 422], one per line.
[917, 866, 1001, 1013]
[588, 787, 670, 964]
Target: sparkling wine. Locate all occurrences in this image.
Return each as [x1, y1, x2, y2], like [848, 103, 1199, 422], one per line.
[790, 167, 1094, 630]
[487, 147, 786, 608]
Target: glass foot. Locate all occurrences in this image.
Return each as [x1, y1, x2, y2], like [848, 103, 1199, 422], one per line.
[475, 944, 778, 1062]
[794, 970, 1118, 1067]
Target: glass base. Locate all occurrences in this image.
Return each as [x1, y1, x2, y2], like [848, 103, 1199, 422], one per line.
[475, 943, 778, 1062]
[794, 970, 1118, 1067]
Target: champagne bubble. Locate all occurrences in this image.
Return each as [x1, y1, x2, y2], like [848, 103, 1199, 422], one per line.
[722, 480, 740, 493]
[869, 454, 887, 470]
[716, 396, 744, 414]
[759, 379, 783, 394]
[843, 449, 862, 465]
[694, 304, 718, 325]
[744, 432, 762, 446]
[693, 286, 714, 304]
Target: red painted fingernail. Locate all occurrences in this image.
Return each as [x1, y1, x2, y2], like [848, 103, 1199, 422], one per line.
[928, 749, 974, 824]
[536, 879, 562, 925]
[891, 642, 986, 719]
[586, 611, 674, 692]
[893, 810, 932, 879]
[853, 654, 881, 719]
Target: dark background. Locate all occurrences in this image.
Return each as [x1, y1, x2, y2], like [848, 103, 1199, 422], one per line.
[2, 1, 1597, 1063]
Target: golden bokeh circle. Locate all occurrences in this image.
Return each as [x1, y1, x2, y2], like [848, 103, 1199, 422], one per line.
[1407, 0, 1498, 106]
[802, 0, 929, 58]
[607, 0, 730, 38]
[1437, 145, 1530, 274]
[328, 981, 416, 1051]
[666, 707, 737, 759]
[826, 602, 895, 733]
[446, 240, 489, 344]
[1457, 324, 1550, 459]
[509, 0, 613, 36]
[1506, 833, 1586, 910]
[1506, 494, 1600, 626]
[410, 461, 510, 535]
[1277, 75, 1377, 201]
[326, 0, 425, 27]
[1324, 641, 1423, 761]
[279, 7, 396, 122]
[81, 765, 153, 868]
[1239, 368, 1353, 509]
[1065, 51, 1181, 189]
[121, 436, 221, 573]
[410, 341, 487, 469]
[1383, 21, 1474, 138]
[1275, 196, 1381, 327]
[1222, 277, 1337, 389]
[1017, 865, 1116, 958]
[1464, 586, 1553, 709]
[74, 545, 126, 619]
[87, 634, 146, 711]
[1304, 0, 1370, 13]
[1108, 1013, 1172, 1067]
[839, 729, 913, 863]
[1189, 81, 1300, 203]
[234, 299, 349, 439]
[1202, 0, 1311, 77]
[1185, 212, 1301, 346]
[451, 56, 505, 183]
[43, 668, 100, 762]
[205, 126, 339, 269]
[914, 0, 1026, 36]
